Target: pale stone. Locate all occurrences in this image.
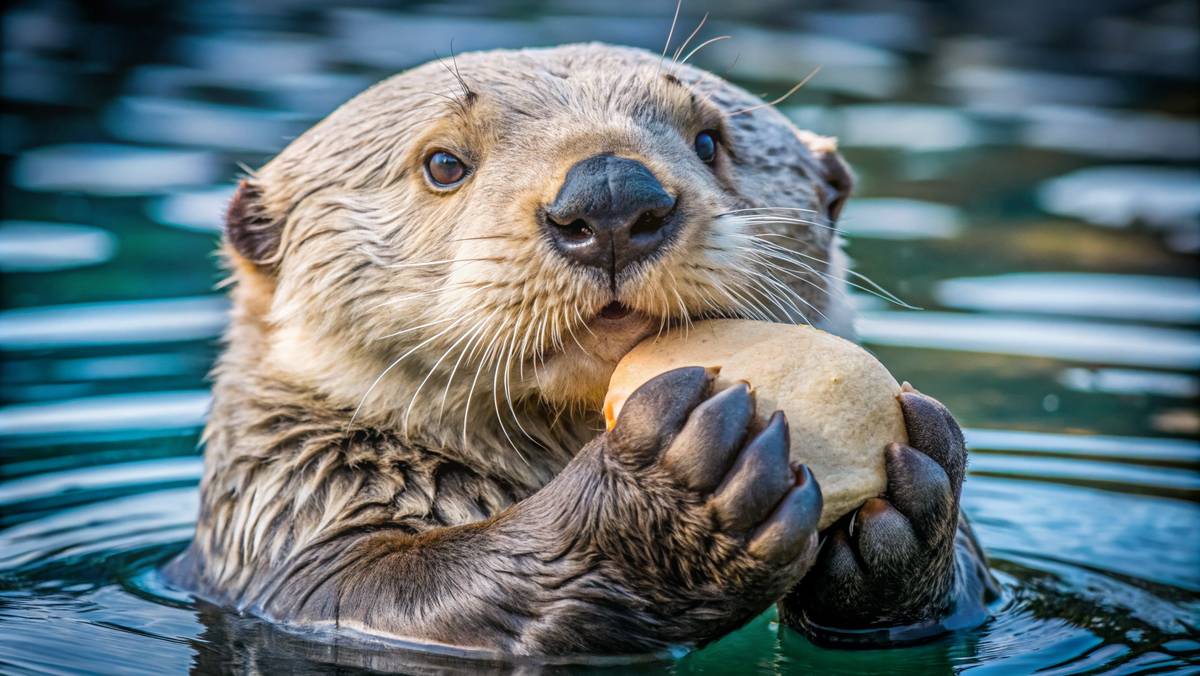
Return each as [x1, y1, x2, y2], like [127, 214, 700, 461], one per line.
[604, 320, 904, 529]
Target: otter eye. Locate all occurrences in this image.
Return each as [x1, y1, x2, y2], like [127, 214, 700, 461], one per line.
[694, 130, 718, 164]
[425, 151, 467, 187]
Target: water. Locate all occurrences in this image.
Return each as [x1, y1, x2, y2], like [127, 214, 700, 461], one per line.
[2, 1, 1198, 673]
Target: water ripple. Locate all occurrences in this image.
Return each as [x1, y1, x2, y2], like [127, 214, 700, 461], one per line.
[0, 221, 117, 273]
[935, 273, 1200, 324]
[858, 311, 1200, 369]
[0, 296, 228, 350]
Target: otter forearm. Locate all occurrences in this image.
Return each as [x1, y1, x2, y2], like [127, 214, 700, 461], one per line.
[257, 441, 679, 656]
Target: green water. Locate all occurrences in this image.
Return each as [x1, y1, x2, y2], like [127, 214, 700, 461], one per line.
[2, 1, 1198, 673]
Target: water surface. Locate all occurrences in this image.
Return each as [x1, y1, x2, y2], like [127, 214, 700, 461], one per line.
[2, 1, 1198, 673]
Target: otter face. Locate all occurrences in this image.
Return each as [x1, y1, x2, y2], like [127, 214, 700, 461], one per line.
[226, 43, 852, 431]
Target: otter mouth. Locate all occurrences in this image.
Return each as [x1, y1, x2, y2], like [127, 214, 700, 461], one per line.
[597, 301, 633, 321]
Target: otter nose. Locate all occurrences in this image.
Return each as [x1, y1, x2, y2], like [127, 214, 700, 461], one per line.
[544, 154, 677, 278]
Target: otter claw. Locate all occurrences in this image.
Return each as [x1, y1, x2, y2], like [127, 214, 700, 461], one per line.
[711, 411, 793, 532]
[748, 467, 822, 564]
[609, 366, 712, 463]
[663, 382, 755, 492]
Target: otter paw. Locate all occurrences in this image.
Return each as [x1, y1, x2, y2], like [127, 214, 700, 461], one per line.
[782, 387, 974, 638]
[603, 367, 822, 641]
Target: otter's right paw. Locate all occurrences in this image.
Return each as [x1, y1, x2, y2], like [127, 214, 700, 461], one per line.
[600, 366, 823, 645]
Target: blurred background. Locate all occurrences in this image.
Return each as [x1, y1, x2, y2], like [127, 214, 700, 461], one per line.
[1, 0, 1197, 673]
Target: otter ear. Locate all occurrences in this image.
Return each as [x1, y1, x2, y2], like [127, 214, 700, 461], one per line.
[798, 132, 854, 225]
[225, 178, 282, 269]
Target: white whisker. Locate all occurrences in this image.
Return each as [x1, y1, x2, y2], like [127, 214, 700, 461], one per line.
[680, 35, 730, 66]
[672, 13, 708, 64]
[658, 0, 683, 70]
[347, 316, 466, 432]
[730, 65, 821, 116]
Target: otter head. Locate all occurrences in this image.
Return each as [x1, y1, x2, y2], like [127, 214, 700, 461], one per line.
[224, 43, 852, 441]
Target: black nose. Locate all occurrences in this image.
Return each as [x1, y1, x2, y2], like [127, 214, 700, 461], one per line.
[544, 154, 678, 280]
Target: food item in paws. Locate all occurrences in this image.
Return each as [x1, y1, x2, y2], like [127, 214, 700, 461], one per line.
[604, 320, 905, 528]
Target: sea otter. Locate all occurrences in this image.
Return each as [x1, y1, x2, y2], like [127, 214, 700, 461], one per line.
[166, 43, 996, 657]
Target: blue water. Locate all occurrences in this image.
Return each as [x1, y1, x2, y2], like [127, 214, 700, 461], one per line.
[2, 1, 1199, 673]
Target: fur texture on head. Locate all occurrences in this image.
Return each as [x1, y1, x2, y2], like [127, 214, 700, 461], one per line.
[220, 42, 853, 465]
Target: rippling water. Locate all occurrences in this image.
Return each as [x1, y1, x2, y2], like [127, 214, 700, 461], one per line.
[2, 1, 1199, 674]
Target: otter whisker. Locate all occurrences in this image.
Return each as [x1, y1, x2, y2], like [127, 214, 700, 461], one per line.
[572, 306, 598, 339]
[739, 273, 792, 324]
[490, 322, 533, 464]
[741, 246, 833, 314]
[685, 270, 731, 319]
[729, 65, 822, 116]
[449, 233, 523, 243]
[665, 267, 693, 337]
[654, 281, 671, 340]
[742, 234, 918, 309]
[671, 12, 709, 65]
[461, 315, 505, 451]
[732, 240, 832, 297]
[720, 206, 818, 216]
[714, 270, 775, 323]
[725, 213, 837, 233]
[500, 323, 547, 453]
[403, 307, 492, 434]
[375, 315, 461, 341]
[347, 315, 468, 433]
[756, 245, 913, 312]
[742, 261, 824, 324]
[679, 35, 730, 67]
[368, 282, 489, 314]
[438, 311, 497, 423]
[483, 318, 529, 465]
[549, 308, 566, 355]
[531, 313, 550, 384]
[564, 310, 591, 355]
[658, 0, 684, 71]
[384, 256, 503, 270]
[744, 274, 801, 324]
[516, 308, 538, 383]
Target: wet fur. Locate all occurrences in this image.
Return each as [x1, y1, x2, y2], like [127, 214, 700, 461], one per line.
[167, 43, 989, 656]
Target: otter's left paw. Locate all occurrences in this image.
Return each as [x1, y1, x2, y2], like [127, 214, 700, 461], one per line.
[780, 386, 988, 640]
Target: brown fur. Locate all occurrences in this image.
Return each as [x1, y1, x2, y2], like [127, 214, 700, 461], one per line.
[167, 43, 987, 657]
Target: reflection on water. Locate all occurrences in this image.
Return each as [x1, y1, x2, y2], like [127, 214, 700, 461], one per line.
[0, 296, 228, 349]
[935, 273, 1200, 323]
[0, 390, 210, 437]
[11, 143, 222, 195]
[147, 185, 235, 233]
[1037, 166, 1200, 254]
[104, 96, 311, 154]
[1017, 105, 1200, 161]
[1058, 367, 1200, 399]
[858, 311, 1200, 369]
[0, 221, 116, 272]
[1, 0, 1198, 674]
[840, 198, 964, 239]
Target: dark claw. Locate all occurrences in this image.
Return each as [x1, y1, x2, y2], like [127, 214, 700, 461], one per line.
[711, 411, 792, 532]
[800, 526, 863, 614]
[853, 497, 919, 578]
[898, 391, 966, 491]
[663, 382, 755, 492]
[748, 465, 822, 565]
[610, 366, 712, 462]
[884, 443, 952, 539]
[782, 390, 994, 639]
